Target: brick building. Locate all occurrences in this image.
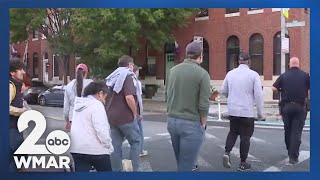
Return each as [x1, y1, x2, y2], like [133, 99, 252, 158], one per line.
[10, 31, 78, 85]
[132, 8, 310, 101]
[11, 8, 309, 101]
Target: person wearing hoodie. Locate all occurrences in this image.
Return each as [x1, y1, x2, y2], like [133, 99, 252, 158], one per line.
[64, 63, 93, 132]
[69, 81, 113, 172]
[105, 55, 141, 172]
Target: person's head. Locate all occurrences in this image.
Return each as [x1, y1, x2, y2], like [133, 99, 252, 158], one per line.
[133, 65, 142, 77]
[238, 51, 251, 67]
[10, 58, 25, 82]
[76, 63, 89, 97]
[118, 55, 134, 71]
[185, 41, 203, 64]
[289, 57, 300, 68]
[83, 81, 108, 104]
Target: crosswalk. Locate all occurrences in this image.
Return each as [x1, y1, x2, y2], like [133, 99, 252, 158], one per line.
[121, 125, 310, 172]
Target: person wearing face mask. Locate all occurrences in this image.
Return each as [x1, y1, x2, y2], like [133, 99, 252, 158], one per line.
[69, 81, 114, 172]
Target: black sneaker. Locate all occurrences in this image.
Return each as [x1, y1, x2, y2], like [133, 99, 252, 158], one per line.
[223, 153, 231, 168]
[237, 162, 251, 171]
[192, 165, 198, 171]
[288, 158, 299, 165]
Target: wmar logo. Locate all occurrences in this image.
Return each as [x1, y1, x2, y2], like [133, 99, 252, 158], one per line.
[13, 110, 71, 169]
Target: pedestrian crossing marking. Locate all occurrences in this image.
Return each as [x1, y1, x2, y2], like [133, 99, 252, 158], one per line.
[205, 133, 218, 140]
[251, 137, 268, 144]
[156, 133, 170, 136]
[219, 145, 262, 162]
[138, 159, 153, 172]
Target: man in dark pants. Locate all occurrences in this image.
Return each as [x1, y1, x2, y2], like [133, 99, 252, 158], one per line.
[273, 57, 310, 165]
[220, 52, 264, 171]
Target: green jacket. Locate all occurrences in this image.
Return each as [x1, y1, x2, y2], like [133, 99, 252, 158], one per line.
[166, 59, 211, 121]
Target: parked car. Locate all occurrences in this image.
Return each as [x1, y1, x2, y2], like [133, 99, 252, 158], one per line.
[23, 80, 48, 104]
[38, 85, 66, 107]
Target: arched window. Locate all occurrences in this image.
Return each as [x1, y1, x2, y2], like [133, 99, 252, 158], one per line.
[33, 53, 39, 78]
[44, 52, 48, 59]
[226, 36, 240, 72]
[201, 38, 210, 74]
[249, 33, 264, 75]
[273, 32, 290, 75]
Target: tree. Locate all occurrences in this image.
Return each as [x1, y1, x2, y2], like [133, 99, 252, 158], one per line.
[10, 8, 76, 84]
[72, 8, 198, 78]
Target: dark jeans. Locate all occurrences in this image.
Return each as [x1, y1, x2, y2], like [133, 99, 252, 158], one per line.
[282, 103, 307, 160]
[71, 153, 112, 172]
[9, 128, 25, 172]
[225, 116, 254, 162]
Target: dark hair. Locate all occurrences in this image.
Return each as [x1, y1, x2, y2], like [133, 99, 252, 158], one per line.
[118, 55, 134, 67]
[76, 69, 87, 97]
[10, 58, 25, 74]
[83, 81, 108, 97]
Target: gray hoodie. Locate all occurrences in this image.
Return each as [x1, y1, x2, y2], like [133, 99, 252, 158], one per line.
[69, 95, 113, 155]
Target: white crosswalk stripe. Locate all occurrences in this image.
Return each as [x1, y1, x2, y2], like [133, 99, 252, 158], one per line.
[219, 145, 262, 162]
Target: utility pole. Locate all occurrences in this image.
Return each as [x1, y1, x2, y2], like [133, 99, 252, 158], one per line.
[280, 8, 287, 74]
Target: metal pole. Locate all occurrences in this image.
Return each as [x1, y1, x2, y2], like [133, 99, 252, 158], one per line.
[217, 95, 222, 121]
[281, 8, 286, 74]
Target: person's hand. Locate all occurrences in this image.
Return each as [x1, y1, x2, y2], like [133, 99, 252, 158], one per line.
[258, 114, 266, 121]
[65, 121, 72, 132]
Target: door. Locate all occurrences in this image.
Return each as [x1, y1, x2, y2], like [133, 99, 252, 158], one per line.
[165, 53, 175, 83]
[43, 59, 49, 83]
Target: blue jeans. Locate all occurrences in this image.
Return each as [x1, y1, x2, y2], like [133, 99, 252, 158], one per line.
[9, 128, 25, 172]
[167, 117, 205, 171]
[71, 153, 112, 172]
[110, 120, 141, 172]
[137, 118, 145, 153]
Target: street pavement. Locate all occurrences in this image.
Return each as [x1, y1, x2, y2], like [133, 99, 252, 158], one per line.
[24, 105, 310, 172]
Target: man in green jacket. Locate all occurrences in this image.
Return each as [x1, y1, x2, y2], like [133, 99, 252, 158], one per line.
[166, 41, 211, 171]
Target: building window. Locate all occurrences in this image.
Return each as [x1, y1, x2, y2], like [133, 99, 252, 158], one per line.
[53, 55, 60, 77]
[249, 33, 264, 75]
[201, 38, 210, 74]
[147, 57, 156, 76]
[32, 30, 39, 40]
[273, 32, 290, 75]
[226, 36, 240, 72]
[44, 52, 48, 59]
[226, 8, 239, 14]
[33, 53, 39, 78]
[248, 8, 262, 11]
[197, 8, 208, 17]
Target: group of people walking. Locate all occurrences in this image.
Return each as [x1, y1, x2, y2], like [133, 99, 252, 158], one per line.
[9, 40, 309, 172]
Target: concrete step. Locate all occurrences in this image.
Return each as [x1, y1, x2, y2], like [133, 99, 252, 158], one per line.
[152, 96, 165, 101]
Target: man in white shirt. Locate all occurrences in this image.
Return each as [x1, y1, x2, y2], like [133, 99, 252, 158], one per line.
[220, 51, 264, 171]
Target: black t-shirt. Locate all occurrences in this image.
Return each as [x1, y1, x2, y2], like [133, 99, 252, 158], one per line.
[273, 67, 310, 103]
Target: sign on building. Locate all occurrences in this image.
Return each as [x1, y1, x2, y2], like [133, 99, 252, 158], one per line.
[281, 37, 290, 53]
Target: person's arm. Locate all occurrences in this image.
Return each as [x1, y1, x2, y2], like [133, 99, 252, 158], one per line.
[9, 83, 25, 116]
[123, 76, 138, 119]
[91, 103, 113, 149]
[220, 75, 229, 98]
[165, 71, 170, 102]
[272, 75, 282, 92]
[199, 73, 211, 128]
[253, 74, 264, 119]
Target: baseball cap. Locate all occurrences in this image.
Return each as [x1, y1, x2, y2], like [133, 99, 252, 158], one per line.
[76, 63, 88, 72]
[239, 51, 251, 61]
[133, 65, 142, 72]
[186, 41, 203, 54]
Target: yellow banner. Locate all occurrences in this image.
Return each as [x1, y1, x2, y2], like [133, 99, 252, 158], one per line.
[282, 8, 289, 19]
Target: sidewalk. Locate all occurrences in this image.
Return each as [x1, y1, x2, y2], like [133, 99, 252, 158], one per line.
[142, 99, 310, 128]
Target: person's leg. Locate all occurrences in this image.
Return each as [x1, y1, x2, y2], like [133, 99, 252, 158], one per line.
[71, 153, 92, 172]
[9, 128, 25, 172]
[91, 154, 112, 172]
[239, 118, 255, 163]
[177, 119, 204, 171]
[288, 105, 306, 163]
[120, 120, 141, 172]
[225, 117, 240, 153]
[137, 118, 147, 155]
[110, 126, 125, 171]
[167, 117, 180, 169]
[282, 104, 292, 152]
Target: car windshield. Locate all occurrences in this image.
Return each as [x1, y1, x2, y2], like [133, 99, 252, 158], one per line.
[31, 81, 46, 87]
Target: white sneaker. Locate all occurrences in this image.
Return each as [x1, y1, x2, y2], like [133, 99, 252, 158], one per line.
[139, 150, 148, 157]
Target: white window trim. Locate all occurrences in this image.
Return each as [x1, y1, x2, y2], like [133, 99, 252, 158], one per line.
[32, 37, 39, 41]
[32, 30, 39, 41]
[195, 16, 209, 21]
[225, 12, 240, 18]
[272, 8, 290, 12]
[247, 9, 264, 15]
[53, 54, 59, 78]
